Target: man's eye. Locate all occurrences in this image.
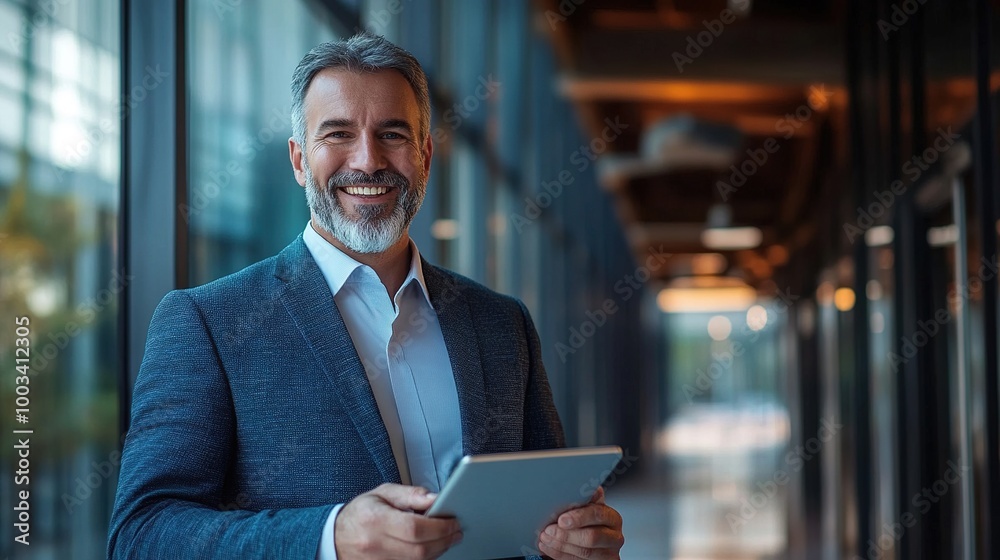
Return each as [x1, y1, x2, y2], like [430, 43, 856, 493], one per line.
[327, 131, 349, 139]
[382, 132, 405, 140]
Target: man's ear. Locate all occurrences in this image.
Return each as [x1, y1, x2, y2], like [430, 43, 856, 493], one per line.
[289, 137, 307, 187]
[422, 134, 433, 178]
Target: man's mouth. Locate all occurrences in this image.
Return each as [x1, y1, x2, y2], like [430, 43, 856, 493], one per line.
[339, 185, 395, 199]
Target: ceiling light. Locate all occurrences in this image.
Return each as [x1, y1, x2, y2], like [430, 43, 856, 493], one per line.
[701, 227, 762, 250]
[707, 315, 733, 341]
[865, 225, 894, 247]
[927, 224, 958, 247]
[834, 287, 856, 312]
[657, 284, 757, 313]
[746, 304, 768, 331]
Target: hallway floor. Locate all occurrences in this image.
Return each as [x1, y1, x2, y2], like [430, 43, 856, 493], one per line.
[607, 471, 785, 559]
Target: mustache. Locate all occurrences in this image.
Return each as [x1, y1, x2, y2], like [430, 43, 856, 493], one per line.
[327, 170, 410, 190]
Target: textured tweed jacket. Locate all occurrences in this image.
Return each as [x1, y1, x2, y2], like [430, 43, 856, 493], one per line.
[107, 234, 565, 559]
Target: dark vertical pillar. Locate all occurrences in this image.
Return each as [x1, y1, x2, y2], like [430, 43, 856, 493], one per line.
[119, 0, 187, 434]
[846, 0, 873, 554]
[971, 0, 1000, 557]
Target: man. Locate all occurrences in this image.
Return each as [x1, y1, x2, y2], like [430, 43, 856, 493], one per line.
[108, 32, 624, 559]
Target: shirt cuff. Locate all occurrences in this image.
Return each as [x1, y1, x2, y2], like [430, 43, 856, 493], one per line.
[317, 503, 346, 560]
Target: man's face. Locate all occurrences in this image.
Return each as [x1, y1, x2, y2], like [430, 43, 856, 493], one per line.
[289, 68, 432, 253]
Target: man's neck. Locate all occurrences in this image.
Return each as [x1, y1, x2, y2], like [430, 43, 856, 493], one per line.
[310, 220, 412, 298]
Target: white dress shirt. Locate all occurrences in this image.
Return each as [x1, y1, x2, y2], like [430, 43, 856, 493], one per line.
[303, 222, 464, 559]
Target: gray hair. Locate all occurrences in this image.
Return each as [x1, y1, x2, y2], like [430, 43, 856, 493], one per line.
[290, 31, 431, 146]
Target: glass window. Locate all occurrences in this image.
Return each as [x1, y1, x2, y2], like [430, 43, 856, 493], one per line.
[186, 0, 337, 285]
[0, 0, 121, 557]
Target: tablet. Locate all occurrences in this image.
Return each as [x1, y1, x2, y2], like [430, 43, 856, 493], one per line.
[425, 446, 623, 560]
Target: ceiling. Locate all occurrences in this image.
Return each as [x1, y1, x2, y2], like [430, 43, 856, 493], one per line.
[536, 0, 851, 290]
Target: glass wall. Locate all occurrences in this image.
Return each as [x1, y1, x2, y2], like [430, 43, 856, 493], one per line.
[186, 0, 338, 285]
[0, 0, 121, 558]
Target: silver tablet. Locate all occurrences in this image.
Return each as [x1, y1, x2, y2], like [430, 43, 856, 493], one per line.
[425, 446, 623, 560]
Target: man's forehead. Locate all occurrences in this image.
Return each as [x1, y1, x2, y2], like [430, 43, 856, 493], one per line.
[304, 67, 419, 123]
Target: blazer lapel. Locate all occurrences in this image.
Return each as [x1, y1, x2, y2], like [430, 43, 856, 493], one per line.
[274, 235, 401, 484]
[422, 260, 490, 457]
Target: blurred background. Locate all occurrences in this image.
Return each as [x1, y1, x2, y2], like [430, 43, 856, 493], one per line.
[1, 0, 1000, 558]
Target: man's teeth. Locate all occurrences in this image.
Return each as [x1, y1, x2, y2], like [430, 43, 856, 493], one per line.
[343, 186, 389, 196]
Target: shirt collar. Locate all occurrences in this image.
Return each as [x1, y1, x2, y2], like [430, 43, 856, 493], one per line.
[302, 221, 432, 305]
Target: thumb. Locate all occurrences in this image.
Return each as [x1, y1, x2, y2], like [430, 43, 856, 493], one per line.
[374, 483, 438, 510]
[590, 485, 606, 504]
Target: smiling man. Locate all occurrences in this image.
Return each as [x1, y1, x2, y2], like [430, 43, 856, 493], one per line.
[108, 32, 624, 560]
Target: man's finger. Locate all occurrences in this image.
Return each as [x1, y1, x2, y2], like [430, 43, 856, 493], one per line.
[373, 483, 438, 511]
[538, 533, 620, 560]
[540, 523, 624, 550]
[557, 503, 622, 530]
[384, 508, 462, 543]
[381, 527, 464, 559]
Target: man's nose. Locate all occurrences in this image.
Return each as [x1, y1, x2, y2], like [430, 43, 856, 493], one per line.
[347, 134, 387, 175]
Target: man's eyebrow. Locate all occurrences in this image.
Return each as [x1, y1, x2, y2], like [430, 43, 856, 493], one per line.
[378, 119, 414, 133]
[315, 118, 355, 134]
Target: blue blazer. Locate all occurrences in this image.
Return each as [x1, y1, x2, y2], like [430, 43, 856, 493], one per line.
[108, 235, 565, 559]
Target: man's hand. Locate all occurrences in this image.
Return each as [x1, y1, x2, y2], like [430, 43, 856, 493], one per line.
[334, 483, 463, 560]
[537, 486, 624, 560]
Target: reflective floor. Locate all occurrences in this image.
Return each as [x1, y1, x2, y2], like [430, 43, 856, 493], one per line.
[608, 404, 788, 559]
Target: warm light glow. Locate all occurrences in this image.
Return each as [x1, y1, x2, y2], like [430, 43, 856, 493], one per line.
[765, 244, 789, 266]
[746, 304, 768, 331]
[865, 225, 894, 247]
[808, 83, 831, 111]
[834, 287, 856, 312]
[707, 315, 733, 341]
[691, 253, 727, 275]
[701, 227, 762, 250]
[658, 286, 757, 313]
[431, 219, 459, 240]
[927, 224, 958, 247]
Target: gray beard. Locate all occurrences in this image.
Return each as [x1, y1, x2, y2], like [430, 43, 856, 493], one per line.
[303, 164, 425, 254]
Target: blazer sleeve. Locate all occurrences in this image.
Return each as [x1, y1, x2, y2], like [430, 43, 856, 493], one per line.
[107, 290, 333, 559]
[517, 300, 567, 451]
